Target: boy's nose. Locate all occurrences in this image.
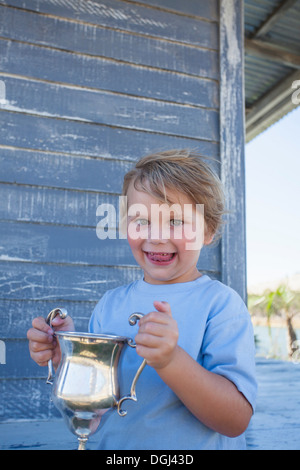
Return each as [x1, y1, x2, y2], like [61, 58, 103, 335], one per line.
[148, 222, 170, 242]
[148, 237, 169, 246]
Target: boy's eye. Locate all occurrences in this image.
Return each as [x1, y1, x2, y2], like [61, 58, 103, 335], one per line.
[170, 219, 183, 227]
[135, 218, 149, 226]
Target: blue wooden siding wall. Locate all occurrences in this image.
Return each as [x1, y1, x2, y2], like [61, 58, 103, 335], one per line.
[0, 0, 242, 421]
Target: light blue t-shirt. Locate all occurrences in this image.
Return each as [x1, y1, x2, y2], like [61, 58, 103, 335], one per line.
[89, 275, 257, 450]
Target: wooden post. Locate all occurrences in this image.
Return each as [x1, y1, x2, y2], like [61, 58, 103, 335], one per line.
[219, 0, 247, 301]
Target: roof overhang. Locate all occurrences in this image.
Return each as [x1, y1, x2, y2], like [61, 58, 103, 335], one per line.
[244, 0, 300, 142]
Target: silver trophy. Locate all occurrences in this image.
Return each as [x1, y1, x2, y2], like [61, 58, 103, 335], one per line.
[46, 308, 146, 450]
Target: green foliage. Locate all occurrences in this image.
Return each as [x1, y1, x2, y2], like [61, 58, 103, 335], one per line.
[248, 285, 300, 358]
[248, 285, 300, 320]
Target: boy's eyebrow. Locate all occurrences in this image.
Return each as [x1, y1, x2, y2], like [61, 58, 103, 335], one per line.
[127, 213, 149, 220]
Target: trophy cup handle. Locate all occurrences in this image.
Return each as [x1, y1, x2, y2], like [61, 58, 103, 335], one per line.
[117, 313, 146, 417]
[45, 307, 68, 385]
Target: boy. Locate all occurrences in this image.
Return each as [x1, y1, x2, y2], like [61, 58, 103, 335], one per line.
[27, 149, 257, 450]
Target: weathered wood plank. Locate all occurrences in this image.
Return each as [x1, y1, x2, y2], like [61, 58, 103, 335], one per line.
[0, 221, 137, 266]
[0, 147, 221, 194]
[1, 75, 219, 140]
[0, 5, 219, 79]
[0, 39, 219, 109]
[0, 377, 60, 420]
[0, 147, 131, 194]
[0, 339, 45, 379]
[0, 112, 220, 158]
[0, 183, 118, 226]
[0, 299, 95, 338]
[0, 221, 220, 271]
[220, 0, 247, 300]
[0, 260, 220, 302]
[0, 0, 219, 48]
[124, 0, 219, 22]
[0, 261, 141, 301]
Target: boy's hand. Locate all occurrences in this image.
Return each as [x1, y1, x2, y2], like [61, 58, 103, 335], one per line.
[27, 315, 74, 369]
[135, 301, 179, 369]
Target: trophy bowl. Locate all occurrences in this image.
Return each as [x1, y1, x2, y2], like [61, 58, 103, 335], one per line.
[46, 309, 146, 450]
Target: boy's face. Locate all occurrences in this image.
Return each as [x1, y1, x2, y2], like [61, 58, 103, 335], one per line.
[126, 182, 212, 285]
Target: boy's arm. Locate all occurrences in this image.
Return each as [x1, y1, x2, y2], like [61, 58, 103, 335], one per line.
[156, 345, 253, 437]
[135, 301, 253, 438]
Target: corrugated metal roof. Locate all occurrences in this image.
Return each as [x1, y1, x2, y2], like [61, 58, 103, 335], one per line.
[244, 0, 300, 141]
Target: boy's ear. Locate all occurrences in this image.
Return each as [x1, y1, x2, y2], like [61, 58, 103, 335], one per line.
[203, 227, 214, 246]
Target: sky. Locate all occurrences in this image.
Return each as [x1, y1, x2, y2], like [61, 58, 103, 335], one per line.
[245, 105, 300, 287]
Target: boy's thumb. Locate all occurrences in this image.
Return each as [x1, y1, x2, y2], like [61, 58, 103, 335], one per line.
[153, 300, 172, 316]
[51, 315, 72, 331]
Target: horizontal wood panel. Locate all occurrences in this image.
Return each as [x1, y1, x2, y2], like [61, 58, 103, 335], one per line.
[0, 377, 60, 420]
[0, 339, 46, 379]
[0, 221, 137, 266]
[1, 76, 219, 140]
[0, 261, 141, 301]
[0, 40, 219, 109]
[0, 259, 220, 302]
[124, 0, 219, 21]
[0, 0, 218, 47]
[0, 298, 96, 338]
[0, 221, 220, 271]
[0, 183, 117, 226]
[0, 147, 131, 194]
[0, 147, 221, 194]
[0, 112, 220, 158]
[0, 6, 219, 79]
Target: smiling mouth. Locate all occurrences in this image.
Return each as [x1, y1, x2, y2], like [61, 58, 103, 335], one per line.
[144, 251, 177, 263]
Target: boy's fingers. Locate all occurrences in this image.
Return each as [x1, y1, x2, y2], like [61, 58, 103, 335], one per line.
[31, 314, 73, 333]
[29, 338, 56, 353]
[32, 349, 54, 367]
[32, 316, 53, 335]
[27, 327, 54, 344]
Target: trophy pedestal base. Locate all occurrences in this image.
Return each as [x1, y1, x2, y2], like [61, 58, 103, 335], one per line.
[78, 437, 88, 450]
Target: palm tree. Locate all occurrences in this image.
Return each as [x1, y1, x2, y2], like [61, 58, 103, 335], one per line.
[259, 285, 299, 359]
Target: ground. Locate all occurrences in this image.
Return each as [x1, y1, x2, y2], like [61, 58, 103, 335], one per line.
[246, 358, 300, 450]
[1, 358, 300, 450]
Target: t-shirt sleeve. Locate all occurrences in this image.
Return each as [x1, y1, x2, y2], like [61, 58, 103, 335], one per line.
[200, 292, 257, 412]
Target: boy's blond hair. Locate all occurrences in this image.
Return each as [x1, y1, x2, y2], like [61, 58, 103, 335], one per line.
[122, 149, 225, 241]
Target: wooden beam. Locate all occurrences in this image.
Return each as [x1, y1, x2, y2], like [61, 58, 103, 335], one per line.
[246, 70, 300, 128]
[245, 70, 300, 142]
[245, 38, 300, 69]
[219, 0, 247, 301]
[254, 0, 298, 38]
[246, 98, 298, 142]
